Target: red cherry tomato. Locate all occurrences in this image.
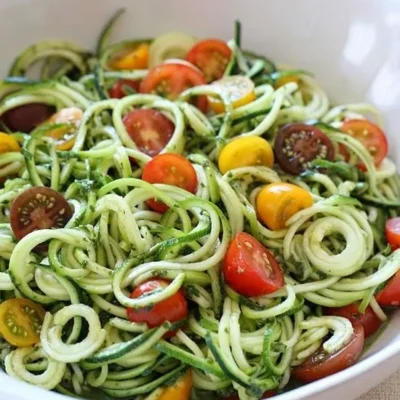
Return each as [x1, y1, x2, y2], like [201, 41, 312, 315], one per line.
[185, 39, 232, 83]
[126, 279, 188, 330]
[223, 232, 284, 297]
[340, 119, 388, 170]
[139, 62, 208, 112]
[274, 123, 334, 175]
[292, 324, 365, 383]
[1, 103, 55, 133]
[142, 153, 198, 213]
[109, 79, 140, 99]
[324, 303, 381, 338]
[376, 270, 400, 307]
[123, 109, 175, 157]
[385, 217, 400, 251]
[10, 186, 73, 240]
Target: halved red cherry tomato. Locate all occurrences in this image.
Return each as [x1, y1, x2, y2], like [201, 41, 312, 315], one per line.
[292, 324, 364, 383]
[186, 39, 232, 83]
[127, 279, 188, 330]
[10, 186, 73, 240]
[385, 217, 400, 251]
[139, 62, 208, 113]
[340, 119, 388, 170]
[109, 79, 140, 99]
[274, 123, 334, 175]
[223, 232, 284, 297]
[0, 298, 45, 347]
[1, 103, 55, 133]
[123, 109, 175, 157]
[376, 270, 400, 307]
[142, 153, 198, 213]
[324, 303, 381, 338]
[221, 390, 276, 400]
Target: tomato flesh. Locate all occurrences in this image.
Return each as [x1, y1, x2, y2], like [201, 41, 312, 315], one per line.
[109, 79, 140, 99]
[385, 217, 400, 251]
[186, 39, 232, 83]
[127, 279, 188, 330]
[340, 119, 388, 170]
[324, 303, 381, 338]
[223, 232, 284, 297]
[139, 63, 208, 113]
[376, 270, 400, 307]
[0, 298, 45, 347]
[10, 186, 73, 240]
[123, 109, 175, 157]
[292, 324, 364, 383]
[1, 103, 55, 133]
[142, 153, 198, 213]
[274, 123, 334, 174]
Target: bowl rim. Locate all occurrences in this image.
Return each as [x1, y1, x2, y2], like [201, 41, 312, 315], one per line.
[0, 329, 399, 400]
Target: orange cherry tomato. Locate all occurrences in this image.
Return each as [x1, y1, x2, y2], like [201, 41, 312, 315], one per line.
[109, 42, 149, 70]
[123, 109, 175, 157]
[0, 298, 45, 347]
[127, 279, 188, 330]
[44, 107, 83, 150]
[385, 217, 400, 251]
[158, 370, 192, 400]
[223, 232, 284, 297]
[0, 132, 20, 154]
[186, 39, 231, 82]
[340, 119, 388, 170]
[324, 303, 381, 338]
[139, 62, 208, 113]
[376, 270, 400, 307]
[256, 183, 313, 231]
[109, 79, 140, 99]
[292, 324, 364, 383]
[142, 153, 198, 213]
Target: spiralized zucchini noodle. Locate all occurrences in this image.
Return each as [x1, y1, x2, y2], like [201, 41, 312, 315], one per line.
[0, 9, 399, 400]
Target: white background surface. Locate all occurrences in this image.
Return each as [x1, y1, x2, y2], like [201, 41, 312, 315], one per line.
[360, 371, 400, 399]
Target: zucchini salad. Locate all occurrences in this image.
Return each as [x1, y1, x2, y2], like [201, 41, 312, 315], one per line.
[0, 9, 400, 400]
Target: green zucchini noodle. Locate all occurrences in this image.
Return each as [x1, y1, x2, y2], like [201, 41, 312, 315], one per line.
[0, 10, 398, 400]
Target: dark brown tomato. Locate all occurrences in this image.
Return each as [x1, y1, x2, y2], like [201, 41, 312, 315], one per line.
[292, 324, 365, 383]
[1, 103, 55, 133]
[10, 186, 73, 240]
[274, 123, 334, 174]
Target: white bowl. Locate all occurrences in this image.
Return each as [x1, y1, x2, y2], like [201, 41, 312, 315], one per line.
[0, 0, 400, 399]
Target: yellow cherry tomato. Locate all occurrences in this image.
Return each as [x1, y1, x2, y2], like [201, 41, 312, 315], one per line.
[44, 107, 83, 150]
[275, 74, 301, 89]
[0, 298, 45, 347]
[110, 42, 149, 70]
[158, 370, 192, 400]
[0, 132, 20, 154]
[209, 75, 256, 114]
[218, 136, 274, 174]
[257, 183, 313, 230]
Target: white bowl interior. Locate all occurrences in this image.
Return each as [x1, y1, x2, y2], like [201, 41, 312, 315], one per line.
[0, 0, 399, 399]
